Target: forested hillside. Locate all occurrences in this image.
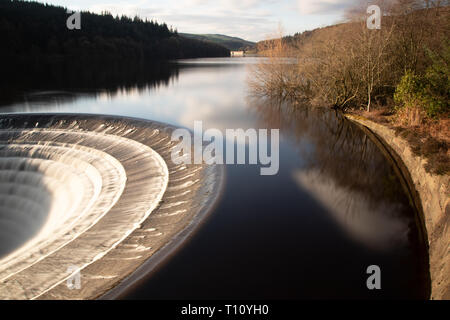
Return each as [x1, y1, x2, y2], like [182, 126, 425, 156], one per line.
[180, 33, 255, 51]
[0, 0, 230, 73]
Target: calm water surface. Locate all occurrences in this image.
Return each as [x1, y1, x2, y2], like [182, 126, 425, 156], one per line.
[0, 57, 429, 299]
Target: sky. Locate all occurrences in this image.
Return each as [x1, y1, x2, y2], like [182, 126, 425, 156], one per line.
[36, 0, 359, 42]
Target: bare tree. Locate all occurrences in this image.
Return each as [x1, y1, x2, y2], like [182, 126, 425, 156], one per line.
[348, 2, 396, 111]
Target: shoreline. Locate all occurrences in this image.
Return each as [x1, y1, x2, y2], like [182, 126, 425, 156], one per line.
[345, 114, 449, 300]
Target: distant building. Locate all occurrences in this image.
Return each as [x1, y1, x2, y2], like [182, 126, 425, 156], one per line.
[230, 51, 244, 57]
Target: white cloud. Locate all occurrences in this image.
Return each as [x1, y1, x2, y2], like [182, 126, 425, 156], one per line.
[86, 1, 277, 41]
[293, 169, 409, 251]
[37, 0, 350, 41]
[297, 0, 354, 14]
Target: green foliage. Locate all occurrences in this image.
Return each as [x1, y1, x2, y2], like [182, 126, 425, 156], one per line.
[394, 42, 449, 118]
[394, 70, 424, 108]
[423, 42, 450, 116]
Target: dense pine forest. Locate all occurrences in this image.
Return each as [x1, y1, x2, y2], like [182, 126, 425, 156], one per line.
[180, 33, 255, 51]
[0, 0, 229, 74]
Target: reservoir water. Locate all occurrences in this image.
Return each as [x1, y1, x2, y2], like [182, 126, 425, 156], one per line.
[0, 57, 429, 299]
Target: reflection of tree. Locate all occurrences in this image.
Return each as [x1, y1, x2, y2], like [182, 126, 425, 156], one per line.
[247, 95, 412, 212]
[0, 61, 179, 107]
[247, 96, 429, 293]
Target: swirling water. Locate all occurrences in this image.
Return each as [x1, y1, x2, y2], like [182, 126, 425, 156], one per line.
[0, 58, 429, 299]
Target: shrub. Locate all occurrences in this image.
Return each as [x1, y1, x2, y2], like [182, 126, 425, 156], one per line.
[394, 70, 424, 109]
[394, 43, 449, 118]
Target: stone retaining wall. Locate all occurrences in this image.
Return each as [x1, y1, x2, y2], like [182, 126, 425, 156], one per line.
[346, 115, 449, 300]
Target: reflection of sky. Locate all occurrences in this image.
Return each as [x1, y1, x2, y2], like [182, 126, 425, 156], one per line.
[3, 59, 272, 150]
[4, 59, 259, 133]
[2, 57, 417, 255]
[293, 169, 409, 252]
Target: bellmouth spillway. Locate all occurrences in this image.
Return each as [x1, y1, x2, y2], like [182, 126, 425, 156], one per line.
[0, 114, 224, 299]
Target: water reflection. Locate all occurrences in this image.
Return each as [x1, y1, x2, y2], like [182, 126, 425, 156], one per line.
[0, 58, 261, 132]
[248, 97, 422, 251]
[0, 58, 429, 298]
[0, 61, 180, 109]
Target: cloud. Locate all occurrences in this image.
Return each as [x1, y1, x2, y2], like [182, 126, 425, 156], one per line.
[87, 1, 276, 41]
[293, 168, 409, 251]
[155, 13, 274, 38]
[38, 0, 351, 41]
[88, 2, 163, 18]
[297, 0, 354, 14]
